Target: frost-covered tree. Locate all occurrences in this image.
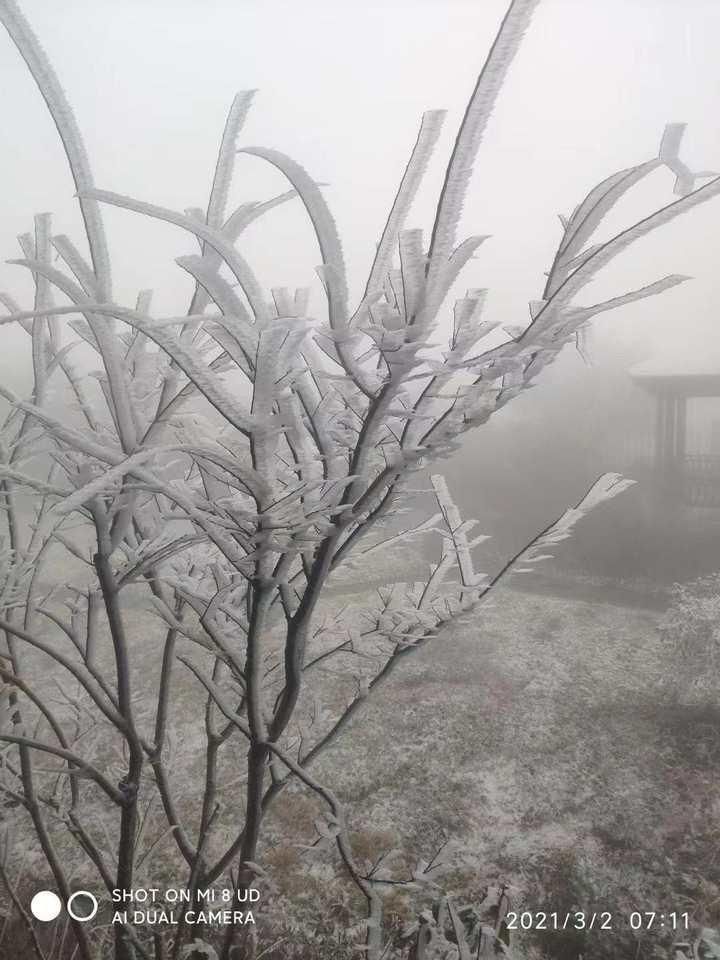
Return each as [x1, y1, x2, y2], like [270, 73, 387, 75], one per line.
[0, 1, 718, 958]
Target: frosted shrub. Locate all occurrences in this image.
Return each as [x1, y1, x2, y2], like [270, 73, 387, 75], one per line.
[659, 574, 720, 699]
[0, 0, 718, 957]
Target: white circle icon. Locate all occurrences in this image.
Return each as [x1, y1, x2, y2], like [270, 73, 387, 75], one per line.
[30, 891, 62, 922]
[67, 891, 98, 923]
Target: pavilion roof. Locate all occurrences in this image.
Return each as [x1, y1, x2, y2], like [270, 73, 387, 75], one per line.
[630, 337, 720, 394]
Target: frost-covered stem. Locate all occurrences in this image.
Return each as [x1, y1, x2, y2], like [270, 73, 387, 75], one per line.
[319, 389, 408, 605]
[146, 622, 197, 869]
[258, 478, 607, 842]
[1, 641, 94, 960]
[0, 478, 21, 558]
[20, 481, 63, 635]
[244, 585, 271, 742]
[359, 109, 446, 313]
[153, 933, 165, 960]
[193, 658, 226, 891]
[148, 759, 195, 869]
[156, 91, 255, 422]
[92, 511, 144, 960]
[171, 805, 220, 960]
[221, 738, 267, 957]
[331, 476, 403, 570]
[325, 478, 621, 773]
[0, 5, 143, 452]
[0, 432, 94, 960]
[268, 535, 338, 742]
[221, 581, 272, 960]
[425, 0, 539, 290]
[142, 348, 232, 446]
[0, 4, 140, 449]
[0, 614, 124, 726]
[0, 0, 111, 297]
[220, 741, 265, 960]
[0, 859, 47, 960]
[183, 664, 386, 960]
[198, 732, 220, 852]
[271, 385, 401, 740]
[152, 627, 178, 753]
[204, 828, 246, 887]
[0, 667, 76, 762]
[265, 747, 384, 959]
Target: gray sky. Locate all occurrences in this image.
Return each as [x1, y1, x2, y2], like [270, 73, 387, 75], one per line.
[1, 0, 719, 384]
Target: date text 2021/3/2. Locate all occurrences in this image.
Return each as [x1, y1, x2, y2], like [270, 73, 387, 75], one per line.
[505, 911, 691, 932]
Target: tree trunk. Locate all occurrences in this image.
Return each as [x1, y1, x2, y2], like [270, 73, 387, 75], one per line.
[220, 740, 267, 960]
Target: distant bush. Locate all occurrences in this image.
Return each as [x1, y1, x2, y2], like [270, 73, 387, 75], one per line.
[659, 573, 720, 698]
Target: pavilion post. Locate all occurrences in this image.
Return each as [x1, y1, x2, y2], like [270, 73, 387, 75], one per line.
[654, 389, 667, 472]
[654, 389, 684, 503]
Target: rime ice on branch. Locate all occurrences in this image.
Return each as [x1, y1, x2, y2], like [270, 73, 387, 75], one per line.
[0, 0, 718, 958]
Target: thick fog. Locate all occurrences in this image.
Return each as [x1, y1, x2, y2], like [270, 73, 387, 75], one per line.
[3, 6, 720, 959]
[1, 0, 720, 572]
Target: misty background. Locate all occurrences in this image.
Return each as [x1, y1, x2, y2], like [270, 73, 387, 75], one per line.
[2, 7, 720, 958]
[1, 0, 720, 581]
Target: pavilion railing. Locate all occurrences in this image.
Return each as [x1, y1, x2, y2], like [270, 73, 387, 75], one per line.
[682, 454, 720, 508]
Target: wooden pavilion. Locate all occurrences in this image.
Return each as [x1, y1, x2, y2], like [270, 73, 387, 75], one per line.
[631, 346, 720, 508]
